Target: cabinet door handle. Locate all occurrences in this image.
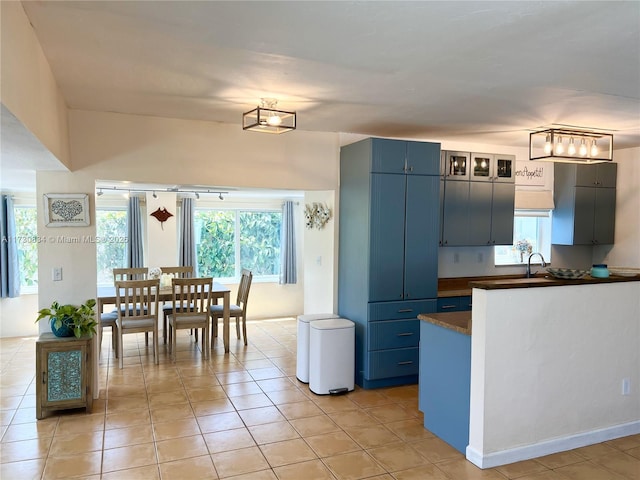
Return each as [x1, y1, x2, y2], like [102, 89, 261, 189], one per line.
[397, 361, 414, 366]
[397, 309, 413, 313]
[42, 372, 47, 384]
[396, 332, 414, 337]
[440, 304, 456, 309]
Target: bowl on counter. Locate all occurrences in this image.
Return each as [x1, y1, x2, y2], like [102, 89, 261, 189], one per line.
[546, 268, 590, 280]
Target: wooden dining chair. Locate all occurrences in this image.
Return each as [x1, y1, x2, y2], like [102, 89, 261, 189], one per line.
[113, 267, 148, 281]
[159, 266, 194, 344]
[99, 311, 118, 358]
[115, 278, 160, 368]
[113, 267, 150, 344]
[210, 269, 253, 346]
[166, 277, 213, 361]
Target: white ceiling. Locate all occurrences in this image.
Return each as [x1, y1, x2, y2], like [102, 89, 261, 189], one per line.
[3, 1, 640, 190]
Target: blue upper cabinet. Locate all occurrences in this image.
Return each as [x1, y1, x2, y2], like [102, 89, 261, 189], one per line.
[371, 138, 440, 175]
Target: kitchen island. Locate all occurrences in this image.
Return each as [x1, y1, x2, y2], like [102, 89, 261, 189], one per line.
[464, 275, 640, 468]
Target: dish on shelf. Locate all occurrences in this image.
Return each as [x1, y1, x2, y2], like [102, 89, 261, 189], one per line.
[608, 267, 640, 277]
[546, 268, 590, 280]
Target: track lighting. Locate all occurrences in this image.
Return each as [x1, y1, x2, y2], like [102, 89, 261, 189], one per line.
[152, 191, 157, 198]
[218, 193, 224, 201]
[96, 189, 103, 196]
[195, 192, 200, 199]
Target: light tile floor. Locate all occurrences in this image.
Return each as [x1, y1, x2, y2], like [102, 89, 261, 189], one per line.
[1, 317, 639, 479]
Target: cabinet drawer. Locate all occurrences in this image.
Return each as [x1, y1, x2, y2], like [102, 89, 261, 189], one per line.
[369, 320, 419, 350]
[437, 296, 472, 312]
[368, 299, 436, 322]
[367, 347, 419, 380]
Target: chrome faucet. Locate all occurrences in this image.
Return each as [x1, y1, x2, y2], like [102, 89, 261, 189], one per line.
[526, 252, 547, 278]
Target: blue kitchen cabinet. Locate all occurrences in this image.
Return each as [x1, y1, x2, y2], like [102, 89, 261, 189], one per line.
[552, 163, 617, 245]
[437, 296, 472, 312]
[339, 138, 440, 388]
[419, 320, 471, 453]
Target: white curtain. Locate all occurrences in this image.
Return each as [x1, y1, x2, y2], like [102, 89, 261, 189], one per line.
[126, 196, 144, 268]
[279, 200, 297, 284]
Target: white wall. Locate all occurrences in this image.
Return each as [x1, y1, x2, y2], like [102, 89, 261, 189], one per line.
[468, 282, 640, 468]
[598, 147, 640, 268]
[0, 2, 70, 167]
[303, 191, 336, 314]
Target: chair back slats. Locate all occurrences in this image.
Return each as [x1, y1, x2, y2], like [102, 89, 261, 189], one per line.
[113, 267, 148, 282]
[171, 277, 213, 318]
[115, 279, 159, 320]
[160, 266, 194, 278]
[237, 269, 253, 313]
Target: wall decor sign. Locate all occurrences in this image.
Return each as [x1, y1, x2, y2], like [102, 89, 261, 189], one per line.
[514, 162, 547, 186]
[44, 194, 90, 227]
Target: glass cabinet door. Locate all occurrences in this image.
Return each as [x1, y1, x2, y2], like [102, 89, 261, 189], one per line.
[493, 154, 515, 182]
[470, 153, 493, 181]
[443, 151, 470, 180]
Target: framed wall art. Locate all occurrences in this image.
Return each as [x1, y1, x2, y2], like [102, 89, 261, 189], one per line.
[44, 193, 90, 227]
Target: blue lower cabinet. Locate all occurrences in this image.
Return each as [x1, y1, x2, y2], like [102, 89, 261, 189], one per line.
[436, 295, 472, 312]
[419, 321, 471, 453]
[367, 347, 419, 379]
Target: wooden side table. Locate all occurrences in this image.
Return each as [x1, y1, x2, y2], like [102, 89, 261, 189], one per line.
[35, 333, 93, 419]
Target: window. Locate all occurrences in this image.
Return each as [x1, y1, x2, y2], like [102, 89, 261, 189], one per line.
[494, 210, 552, 266]
[195, 209, 281, 281]
[96, 209, 127, 285]
[14, 206, 38, 292]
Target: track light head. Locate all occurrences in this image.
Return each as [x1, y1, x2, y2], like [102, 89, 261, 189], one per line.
[218, 193, 224, 201]
[195, 192, 200, 199]
[96, 189, 103, 196]
[152, 191, 157, 198]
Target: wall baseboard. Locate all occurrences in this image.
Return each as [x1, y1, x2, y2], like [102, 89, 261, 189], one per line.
[466, 420, 640, 469]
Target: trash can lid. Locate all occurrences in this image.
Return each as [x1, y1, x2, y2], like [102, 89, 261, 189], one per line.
[297, 313, 339, 324]
[310, 318, 354, 330]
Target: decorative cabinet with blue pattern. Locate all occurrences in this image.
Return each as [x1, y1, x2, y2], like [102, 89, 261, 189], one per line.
[339, 138, 440, 389]
[36, 333, 92, 419]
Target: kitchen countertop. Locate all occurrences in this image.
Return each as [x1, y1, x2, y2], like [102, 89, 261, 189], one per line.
[418, 311, 472, 336]
[469, 274, 639, 290]
[438, 273, 639, 296]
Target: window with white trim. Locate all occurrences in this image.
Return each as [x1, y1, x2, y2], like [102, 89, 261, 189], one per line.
[195, 209, 281, 282]
[14, 206, 38, 293]
[494, 210, 552, 266]
[96, 208, 127, 286]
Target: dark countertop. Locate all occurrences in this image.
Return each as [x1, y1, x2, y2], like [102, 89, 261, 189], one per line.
[418, 311, 472, 336]
[438, 273, 639, 296]
[469, 274, 639, 290]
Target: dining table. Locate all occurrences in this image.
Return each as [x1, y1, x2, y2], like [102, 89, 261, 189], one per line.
[97, 281, 232, 353]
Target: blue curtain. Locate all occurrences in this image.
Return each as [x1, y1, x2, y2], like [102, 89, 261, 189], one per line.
[179, 197, 197, 275]
[280, 200, 297, 284]
[126, 196, 144, 268]
[1, 195, 20, 297]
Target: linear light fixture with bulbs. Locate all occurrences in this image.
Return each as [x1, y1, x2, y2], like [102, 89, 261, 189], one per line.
[530, 128, 613, 164]
[243, 98, 296, 134]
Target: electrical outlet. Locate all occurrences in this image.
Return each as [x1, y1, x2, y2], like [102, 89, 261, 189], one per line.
[52, 267, 63, 282]
[477, 252, 484, 263]
[622, 378, 631, 396]
[453, 253, 460, 263]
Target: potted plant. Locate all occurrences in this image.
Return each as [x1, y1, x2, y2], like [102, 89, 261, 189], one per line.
[36, 299, 98, 338]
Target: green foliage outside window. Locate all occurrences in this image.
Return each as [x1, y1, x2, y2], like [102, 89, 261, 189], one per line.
[196, 210, 281, 279]
[196, 211, 235, 278]
[14, 207, 38, 288]
[240, 211, 281, 276]
[96, 210, 127, 284]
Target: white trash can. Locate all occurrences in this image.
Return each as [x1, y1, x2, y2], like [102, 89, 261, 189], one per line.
[296, 313, 339, 383]
[309, 318, 355, 395]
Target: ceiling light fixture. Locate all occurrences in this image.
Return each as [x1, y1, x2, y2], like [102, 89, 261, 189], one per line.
[530, 128, 613, 164]
[242, 98, 296, 134]
[96, 189, 103, 196]
[195, 192, 200, 199]
[218, 193, 224, 201]
[152, 191, 157, 198]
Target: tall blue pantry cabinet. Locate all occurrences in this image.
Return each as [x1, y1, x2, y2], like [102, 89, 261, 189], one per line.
[338, 138, 440, 388]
